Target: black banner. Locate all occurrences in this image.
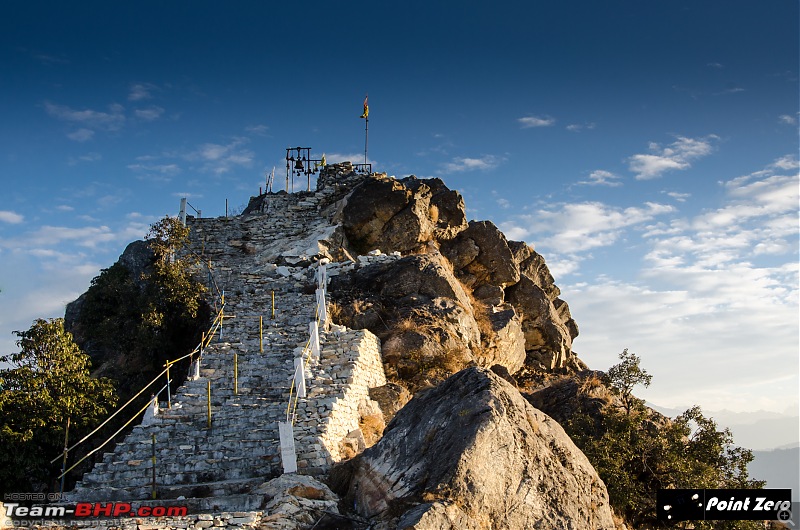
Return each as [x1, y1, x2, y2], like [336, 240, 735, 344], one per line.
[657, 489, 792, 522]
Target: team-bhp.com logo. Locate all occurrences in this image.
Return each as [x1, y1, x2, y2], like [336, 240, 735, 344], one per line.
[4, 502, 188, 520]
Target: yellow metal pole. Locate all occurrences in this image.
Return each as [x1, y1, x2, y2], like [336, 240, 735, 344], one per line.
[166, 361, 171, 409]
[207, 380, 212, 429]
[271, 290, 275, 319]
[201, 331, 205, 354]
[259, 315, 263, 353]
[234, 353, 238, 395]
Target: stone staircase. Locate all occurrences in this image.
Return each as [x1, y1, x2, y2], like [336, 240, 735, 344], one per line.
[67, 166, 388, 508]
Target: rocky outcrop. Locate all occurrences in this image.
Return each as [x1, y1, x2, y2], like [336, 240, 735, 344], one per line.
[441, 220, 519, 290]
[334, 367, 615, 530]
[342, 175, 467, 255]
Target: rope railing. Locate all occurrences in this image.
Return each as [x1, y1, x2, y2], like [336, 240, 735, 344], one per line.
[286, 297, 325, 426]
[56, 382, 170, 480]
[53, 297, 225, 474]
[49, 365, 170, 465]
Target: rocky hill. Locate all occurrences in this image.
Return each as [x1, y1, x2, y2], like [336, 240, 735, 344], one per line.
[45, 163, 625, 529]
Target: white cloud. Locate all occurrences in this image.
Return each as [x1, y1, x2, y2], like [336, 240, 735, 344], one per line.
[44, 101, 125, 131]
[55, 205, 74, 212]
[127, 163, 182, 182]
[518, 115, 555, 128]
[0, 211, 24, 224]
[628, 135, 718, 180]
[128, 83, 157, 101]
[664, 191, 691, 202]
[245, 124, 269, 135]
[778, 114, 797, 125]
[503, 201, 675, 255]
[134, 106, 165, 121]
[186, 138, 255, 175]
[566, 122, 596, 132]
[442, 155, 503, 173]
[577, 170, 622, 187]
[68, 152, 102, 165]
[565, 271, 798, 413]
[66, 128, 95, 142]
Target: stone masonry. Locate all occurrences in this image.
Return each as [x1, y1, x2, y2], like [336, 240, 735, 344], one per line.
[66, 165, 388, 509]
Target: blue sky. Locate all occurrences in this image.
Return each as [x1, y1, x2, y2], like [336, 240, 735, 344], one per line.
[1, 1, 798, 422]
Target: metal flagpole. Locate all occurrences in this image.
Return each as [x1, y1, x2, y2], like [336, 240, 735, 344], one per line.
[364, 115, 368, 165]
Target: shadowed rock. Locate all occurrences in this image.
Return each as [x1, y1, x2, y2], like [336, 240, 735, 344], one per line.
[335, 367, 615, 530]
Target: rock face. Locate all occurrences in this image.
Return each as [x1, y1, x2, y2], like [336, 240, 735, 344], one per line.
[335, 170, 579, 374]
[342, 175, 467, 255]
[330, 252, 529, 388]
[337, 367, 615, 530]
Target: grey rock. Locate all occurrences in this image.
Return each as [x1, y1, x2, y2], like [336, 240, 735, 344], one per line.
[341, 367, 615, 530]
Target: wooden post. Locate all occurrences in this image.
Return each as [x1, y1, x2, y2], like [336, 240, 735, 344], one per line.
[59, 417, 70, 495]
[259, 315, 264, 353]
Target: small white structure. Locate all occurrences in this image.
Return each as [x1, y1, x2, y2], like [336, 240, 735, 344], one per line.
[293, 357, 306, 398]
[278, 421, 298, 474]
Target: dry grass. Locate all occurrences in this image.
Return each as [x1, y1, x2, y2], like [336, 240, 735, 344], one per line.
[429, 204, 440, 224]
[395, 316, 417, 333]
[359, 413, 386, 447]
[579, 372, 604, 394]
[339, 443, 357, 460]
[328, 301, 343, 324]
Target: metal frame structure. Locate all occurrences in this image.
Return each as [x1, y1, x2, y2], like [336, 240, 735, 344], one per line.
[285, 147, 323, 192]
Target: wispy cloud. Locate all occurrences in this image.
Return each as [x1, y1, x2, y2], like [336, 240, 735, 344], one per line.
[442, 155, 503, 173]
[0, 211, 24, 224]
[518, 115, 555, 128]
[577, 170, 622, 187]
[128, 83, 158, 101]
[645, 155, 799, 269]
[66, 128, 95, 142]
[501, 200, 676, 255]
[127, 163, 182, 182]
[663, 191, 691, 202]
[44, 101, 125, 131]
[778, 114, 797, 125]
[245, 124, 269, 135]
[68, 152, 102, 165]
[561, 156, 799, 412]
[134, 106, 165, 121]
[566, 122, 596, 132]
[185, 138, 255, 175]
[628, 135, 718, 180]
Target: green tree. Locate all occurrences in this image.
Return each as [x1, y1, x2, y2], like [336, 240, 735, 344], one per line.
[75, 216, 208, 394]
[144, 215, 206, 322]
[605, 348, 652, 414]
[0, 318, 117, 493]
[566, 353, 764, 529]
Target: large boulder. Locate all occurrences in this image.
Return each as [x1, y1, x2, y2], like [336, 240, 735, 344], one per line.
[441, 220, 520, 290]
[342, 175, 467, 255]
[330, 253, 488, 388]
[336, 367, 615, 529]
[506, 276, 575, 370]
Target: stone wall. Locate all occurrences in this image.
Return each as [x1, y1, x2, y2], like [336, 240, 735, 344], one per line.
[307, 328, 385, 464]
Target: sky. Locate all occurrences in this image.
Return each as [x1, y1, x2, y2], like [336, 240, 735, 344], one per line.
[1, 1, 797, 431]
